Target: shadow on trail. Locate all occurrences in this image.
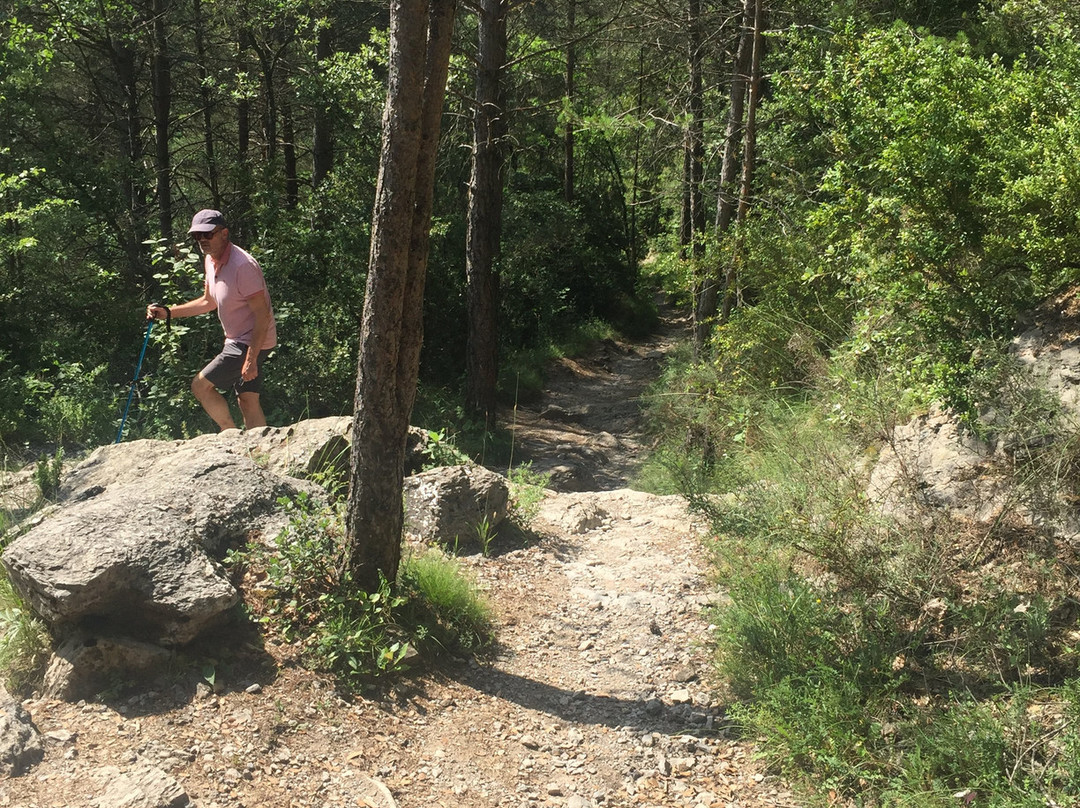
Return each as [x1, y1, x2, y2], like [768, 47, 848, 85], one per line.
[457, 664, 701, 735]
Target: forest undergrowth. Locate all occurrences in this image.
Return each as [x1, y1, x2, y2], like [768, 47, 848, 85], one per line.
[638, 329, 1080, 808]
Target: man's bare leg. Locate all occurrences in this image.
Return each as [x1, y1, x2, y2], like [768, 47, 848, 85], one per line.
[192, 373, 237, 431]
[238, 392, 267, 429]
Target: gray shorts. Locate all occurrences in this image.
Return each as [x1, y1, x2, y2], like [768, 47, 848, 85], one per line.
[201, 340, 272, 395]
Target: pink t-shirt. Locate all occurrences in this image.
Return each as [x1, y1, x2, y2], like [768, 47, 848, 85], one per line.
[205, 243, 277, 348]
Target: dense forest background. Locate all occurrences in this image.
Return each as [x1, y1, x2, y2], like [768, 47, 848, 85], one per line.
[5, 1, 1080, 804]
[4, 0, 1076, 452]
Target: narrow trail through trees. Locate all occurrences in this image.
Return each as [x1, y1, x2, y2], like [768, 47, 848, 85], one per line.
[1, 311, 803, 808]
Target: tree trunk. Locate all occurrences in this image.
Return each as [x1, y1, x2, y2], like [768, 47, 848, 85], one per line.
[193, 0, 220, 206]
[283, 92, 298, 207]
[345, 0, 457, 592]
[465, 0, 509, 429]
[111, 35, 149, 283]
[564, 0, 575, 204]
[686, 0, 709, 355]
[687, 0, 706, 258]
[257, 41, 278, 162]
[312, 23, 335, 189]
[693, 0, 752, 352]
[629, 45, 644, 276]
[237, 28, 253, 228]
[720, 0, 764, 324]
[151, 0, 172, 242]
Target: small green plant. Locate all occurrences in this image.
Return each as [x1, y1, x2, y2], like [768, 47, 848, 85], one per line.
[507, 462, 550, 526]
[419, 429, 471, 469]
[474, 515, 496, 557]
[33, 448, 64, 503]
[232, 493, 411, 683]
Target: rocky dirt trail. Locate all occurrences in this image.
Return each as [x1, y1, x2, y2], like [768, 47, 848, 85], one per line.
[0, 312, 802, 808]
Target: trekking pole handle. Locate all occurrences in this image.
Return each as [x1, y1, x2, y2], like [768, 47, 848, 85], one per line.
[147, 303, 171, 332]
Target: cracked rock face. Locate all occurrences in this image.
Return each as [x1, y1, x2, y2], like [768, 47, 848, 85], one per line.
[0, 686, 43, 777]
[404, 464, 511, 546]
[1, 433, 321, 647]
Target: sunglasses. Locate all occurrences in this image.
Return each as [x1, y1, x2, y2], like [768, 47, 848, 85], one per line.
[193, 228, 221, 242]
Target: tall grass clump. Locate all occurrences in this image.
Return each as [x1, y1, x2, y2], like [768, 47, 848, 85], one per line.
[652, 339, 1080, 806]
[398, 547, 494, 653]
[0, 575, 50, 694]
[231, 493, 493, 688]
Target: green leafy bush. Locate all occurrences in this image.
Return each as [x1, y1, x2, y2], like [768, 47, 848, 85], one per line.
[507, 462, 550, 526]
[231, 493, 493, 687]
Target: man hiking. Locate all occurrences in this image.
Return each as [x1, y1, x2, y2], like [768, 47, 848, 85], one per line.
[147, 209, 278, 431]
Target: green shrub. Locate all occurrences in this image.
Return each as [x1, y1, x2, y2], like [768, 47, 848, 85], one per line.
[231, 493, 493, 687]
[238, 494, 410, 684]
[32, 448, 63, 503]
[688, 382, 1080, 806]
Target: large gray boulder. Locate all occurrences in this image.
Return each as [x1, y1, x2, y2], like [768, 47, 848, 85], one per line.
[1, 431, 320, 646]
[404, 464, 511, 547]
[236, 417, 446, 479]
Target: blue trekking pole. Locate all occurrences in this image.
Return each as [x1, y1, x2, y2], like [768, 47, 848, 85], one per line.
[115, 317, 154, 444]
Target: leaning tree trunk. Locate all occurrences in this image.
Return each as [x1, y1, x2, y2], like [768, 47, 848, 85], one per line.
[236, 28, 253, 229]
[345, 0, 457, 592]
[282, 92, 298, 207]
[680, 0, 705, 267]
[107, 29, 150, 285]
[464, 0, 509, 429]
[692, 0, 753, 353]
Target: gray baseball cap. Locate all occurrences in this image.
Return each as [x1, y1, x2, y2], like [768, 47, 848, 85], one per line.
[188, 209, 226, 234]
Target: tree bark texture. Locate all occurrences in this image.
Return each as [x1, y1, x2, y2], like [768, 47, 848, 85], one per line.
[346, 0, 457, 592]
[720, 0, 764, 324]
[312, 24, 336, 189]
[151, 0, 172, 242]
[465, 0, 509, 428]
[693, 0, 753, 353]
[564, 0, 576, 204]
[193, 0, 220, 206]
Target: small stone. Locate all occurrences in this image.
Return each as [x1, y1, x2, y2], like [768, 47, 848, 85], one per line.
[45, 729, 76, 745]
[520, 734, 540, 749]
[244, 683, 262, 694]
[669, 688, 692, 705]
[655, 753, 671, 776]
[644, 699, 664, 716]
[670, 756, 695, 773]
